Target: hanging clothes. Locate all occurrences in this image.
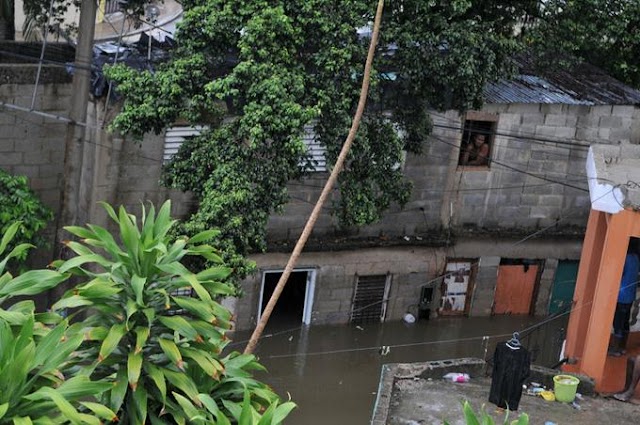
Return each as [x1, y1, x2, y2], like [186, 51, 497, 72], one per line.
[489, 341, 531, 410]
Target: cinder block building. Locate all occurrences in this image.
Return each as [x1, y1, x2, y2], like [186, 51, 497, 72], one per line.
[230, 60, 640, 330]
[2, 47, 639, 330]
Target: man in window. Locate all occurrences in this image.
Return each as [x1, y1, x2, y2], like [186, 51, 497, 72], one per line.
[461, 133, 489, 166]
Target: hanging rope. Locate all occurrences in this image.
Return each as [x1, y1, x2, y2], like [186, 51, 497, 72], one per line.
[244, 0, 386, 354]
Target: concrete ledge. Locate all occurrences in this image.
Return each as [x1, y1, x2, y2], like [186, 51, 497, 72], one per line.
[529, 365, 595, 396]
[372, 359, 597, 424]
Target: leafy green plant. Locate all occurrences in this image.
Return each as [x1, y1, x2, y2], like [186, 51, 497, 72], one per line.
[52, 201, 295, 424]
[444, 401, 529, 425]
[0, 221, 68, 325]
[0, 169, 53, 268]
[0, 222, 112, 424]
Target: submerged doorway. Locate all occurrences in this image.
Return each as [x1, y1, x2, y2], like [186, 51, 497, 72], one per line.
[258, 269, 316, 328]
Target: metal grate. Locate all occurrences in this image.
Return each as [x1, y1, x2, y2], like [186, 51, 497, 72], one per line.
[350, 275, 389, 324]
[104, 0, 121, 14]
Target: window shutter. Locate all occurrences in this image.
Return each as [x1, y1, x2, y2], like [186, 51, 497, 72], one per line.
[163, 126, 204, 163]
[302, 125, 327, 172]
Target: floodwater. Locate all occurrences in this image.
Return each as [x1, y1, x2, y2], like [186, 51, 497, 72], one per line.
[229, 315, 568, 424]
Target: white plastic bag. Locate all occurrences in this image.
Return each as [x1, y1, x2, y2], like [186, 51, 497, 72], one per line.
[442, 373, 470, 383]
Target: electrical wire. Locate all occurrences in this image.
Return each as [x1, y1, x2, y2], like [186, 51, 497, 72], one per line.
[228, 188, 618, 353]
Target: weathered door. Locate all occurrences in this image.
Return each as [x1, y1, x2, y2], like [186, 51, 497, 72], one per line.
[548, 260, 579, 315]
[439, 261, 475, 316]
[493, 263, 539, 315]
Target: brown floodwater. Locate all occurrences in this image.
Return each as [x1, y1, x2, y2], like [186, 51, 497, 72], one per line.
[228, 315, 568, 424]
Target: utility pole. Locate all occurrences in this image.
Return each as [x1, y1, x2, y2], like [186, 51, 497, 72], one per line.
[53, 0, 97, 300]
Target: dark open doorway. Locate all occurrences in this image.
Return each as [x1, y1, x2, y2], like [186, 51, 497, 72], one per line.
[260, 270, 314, 330]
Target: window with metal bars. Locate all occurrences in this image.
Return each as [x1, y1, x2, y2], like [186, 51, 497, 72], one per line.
[350, 274, 390, 324]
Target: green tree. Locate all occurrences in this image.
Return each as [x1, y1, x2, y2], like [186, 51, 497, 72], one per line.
[526, 0, 640, 88]
[106, 0, 536, 277]
[0, 169, 53, 268]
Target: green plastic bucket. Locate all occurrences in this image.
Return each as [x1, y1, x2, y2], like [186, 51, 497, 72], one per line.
[553, 374, 580, 403]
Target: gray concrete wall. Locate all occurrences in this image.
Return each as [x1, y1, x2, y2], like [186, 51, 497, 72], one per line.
[0, 66, 73, 265]
[236, 237, 581, 330]
[267, 104, 640, 240]
[82, 101, 196, 230]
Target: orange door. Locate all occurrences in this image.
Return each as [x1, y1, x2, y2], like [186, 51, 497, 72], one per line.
[493, 264, 539, 315]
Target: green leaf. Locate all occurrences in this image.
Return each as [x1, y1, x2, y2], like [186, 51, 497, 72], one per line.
[131, 274, 146, 306]
[163, 369, 201, 405]
[0, 221, 22, 255]
[99, 323, 126, 362]
[158, 316, 199, 340]
[172, 393, 202, 423]
[79, 402, 118, 422]
[33, 319, 67, 367]
[198, 394, 231, 425]
[128, 352, 143, 390]
[26, 387, 87, 424]
[63, 226, 96, 240]
[132, 386, 149, 424]
[51, 295, 93, 311]
[238, 389, 253, 425]
[0, 270, 67, 297]
[181, 347, 218, 378]
[271, 401, 296, 424]
[144, 364, 167, 404]
[158, 338, 183, 369]
[134, 326, 150, 354]
[462, 401, 481, 425]
[39, 332, 84, 376]
[110, 368, 128, 413]
[187, 229, 219, 245]
[56, 376, 111, 400]
[0, 403, 8, 420]
[57, 254, 112, 274]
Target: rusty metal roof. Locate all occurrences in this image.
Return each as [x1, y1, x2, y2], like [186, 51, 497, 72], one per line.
[484, 58, 640, 105]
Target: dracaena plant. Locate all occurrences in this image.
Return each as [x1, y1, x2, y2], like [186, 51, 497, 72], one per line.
[0, 222, 113, 424]
[52, 201, 295, 424]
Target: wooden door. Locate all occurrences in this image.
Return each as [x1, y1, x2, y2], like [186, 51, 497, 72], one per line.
[493, 264, 539, 315]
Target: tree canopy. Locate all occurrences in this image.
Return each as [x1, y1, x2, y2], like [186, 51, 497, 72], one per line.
[105, 0, 539, 278]
[525, 0, 640, 88]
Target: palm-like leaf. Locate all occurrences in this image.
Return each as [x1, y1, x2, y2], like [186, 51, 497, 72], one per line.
[53, 201, 294, 423]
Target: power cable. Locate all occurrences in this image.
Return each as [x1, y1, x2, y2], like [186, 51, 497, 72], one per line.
[429, 134, 589, 192]
[232, 188, 616, 353]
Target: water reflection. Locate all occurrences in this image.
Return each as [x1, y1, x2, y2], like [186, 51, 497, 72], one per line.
[229, 316, 567, 424]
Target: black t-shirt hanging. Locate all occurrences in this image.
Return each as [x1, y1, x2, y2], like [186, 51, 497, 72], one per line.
[489, 341, 531, 410]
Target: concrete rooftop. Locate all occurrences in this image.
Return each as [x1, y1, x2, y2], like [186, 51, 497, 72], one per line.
[373, 360, 640, 424]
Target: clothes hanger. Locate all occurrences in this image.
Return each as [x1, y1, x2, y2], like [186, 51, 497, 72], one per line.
[506, 331, 521, 350]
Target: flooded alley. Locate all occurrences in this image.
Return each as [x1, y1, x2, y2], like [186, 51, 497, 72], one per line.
[229, 315, 568, 424]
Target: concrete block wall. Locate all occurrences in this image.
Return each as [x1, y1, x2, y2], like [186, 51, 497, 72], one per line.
[0, 82, 72, 216]
[0, 68, 73, 266]
[82, 101, 197, 230]
[264, 103, 640, 241]
[236, 247, 444, 331]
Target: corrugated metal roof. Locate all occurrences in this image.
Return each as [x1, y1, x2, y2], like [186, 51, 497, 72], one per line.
[484, 57, 640, 105]
[484, 75, 594, 105]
